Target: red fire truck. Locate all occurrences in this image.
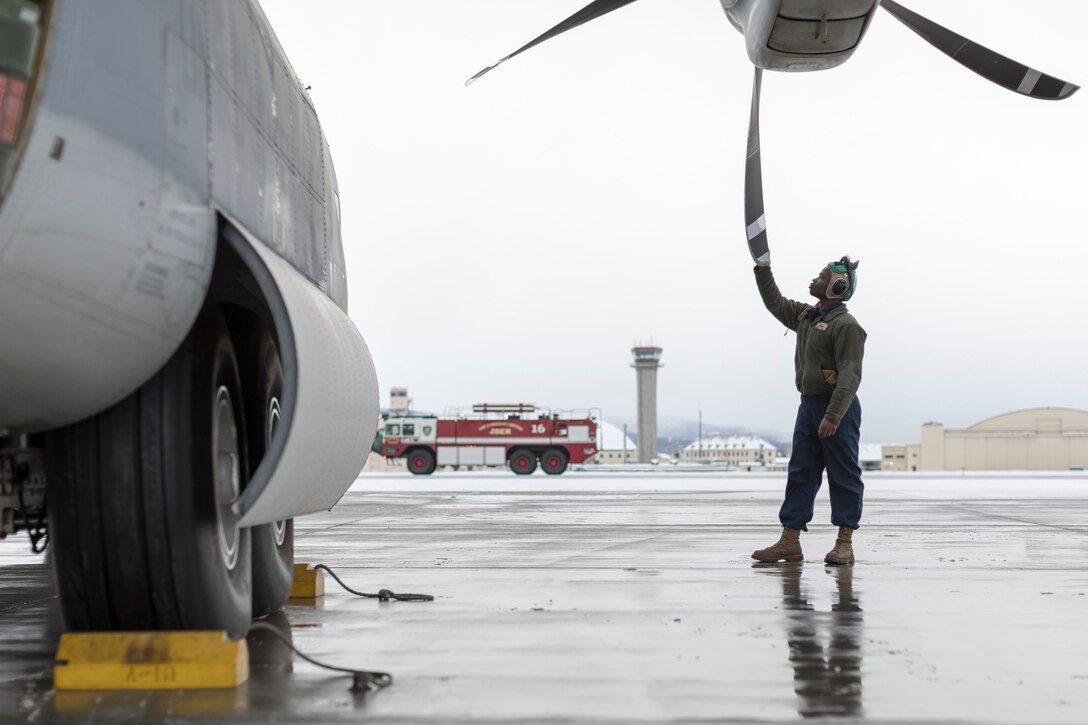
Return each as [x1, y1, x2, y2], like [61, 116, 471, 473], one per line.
[374, 404, 599, 475]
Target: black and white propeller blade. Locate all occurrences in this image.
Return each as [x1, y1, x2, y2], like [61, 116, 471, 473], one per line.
[881, 0, 1078, 100]
[465, 0, 640, 86]
[744, 68, 770, 266]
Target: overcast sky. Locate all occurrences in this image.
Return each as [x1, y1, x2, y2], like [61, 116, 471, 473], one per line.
[259, 0, 1087, 443]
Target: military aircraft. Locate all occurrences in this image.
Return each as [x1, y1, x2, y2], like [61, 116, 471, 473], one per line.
[0, 0, 379, 637]
[466, 0, 1079, 264]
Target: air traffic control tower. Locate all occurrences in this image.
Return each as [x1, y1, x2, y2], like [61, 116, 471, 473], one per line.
[631, 345, 663, 463]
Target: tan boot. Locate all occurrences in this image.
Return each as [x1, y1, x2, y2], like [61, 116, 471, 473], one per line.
[752, 527, 803, 563]
[824, 526, 855, 566]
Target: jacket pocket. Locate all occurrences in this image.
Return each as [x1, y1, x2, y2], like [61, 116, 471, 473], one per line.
[821, 369, 838, 386]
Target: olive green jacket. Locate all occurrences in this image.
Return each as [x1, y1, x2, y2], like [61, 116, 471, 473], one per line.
[754, 266, 866, 424]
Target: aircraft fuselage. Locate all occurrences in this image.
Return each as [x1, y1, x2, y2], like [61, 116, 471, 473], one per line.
[0, 0, 352, 432]
[0, 0, 378, 526]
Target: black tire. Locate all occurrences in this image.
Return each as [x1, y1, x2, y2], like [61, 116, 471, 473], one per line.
[509, 448, 537, 475]
[242, 322, 294, 618]
[540, 448, 569, 475]
[46, 306, 252, 637]
[407, 448, 436, 475]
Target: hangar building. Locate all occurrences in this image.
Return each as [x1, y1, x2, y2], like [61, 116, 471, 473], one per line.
[918, 407, 1088, 471]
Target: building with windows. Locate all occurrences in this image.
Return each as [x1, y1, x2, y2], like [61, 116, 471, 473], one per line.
[591, 420, 638, 464]
[681, 434, 777, 466]
[880, 443, 922, 471]
[389, 387, 410, 417]
[858, 444, 884, 471]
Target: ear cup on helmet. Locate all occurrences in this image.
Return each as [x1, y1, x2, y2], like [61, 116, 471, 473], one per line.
[826, 256, 857, 301]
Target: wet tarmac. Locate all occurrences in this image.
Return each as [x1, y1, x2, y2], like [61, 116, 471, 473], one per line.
[2, 471, 1087, 723]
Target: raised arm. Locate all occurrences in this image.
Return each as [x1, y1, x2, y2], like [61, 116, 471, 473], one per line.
[754, 265, 807, 332]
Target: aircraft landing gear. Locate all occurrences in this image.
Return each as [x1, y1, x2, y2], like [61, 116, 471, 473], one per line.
[46, 305, 253, 638]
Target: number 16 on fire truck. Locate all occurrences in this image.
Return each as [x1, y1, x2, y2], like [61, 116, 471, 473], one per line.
[372, 404, 599, 475]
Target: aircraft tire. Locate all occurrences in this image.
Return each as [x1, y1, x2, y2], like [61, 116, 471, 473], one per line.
[540, 448, 569, 475]
[46, 306, 253, 637]
[407, 448, 436, 475]
[509, 448, 537, 475]
[243, 322, 294, 618]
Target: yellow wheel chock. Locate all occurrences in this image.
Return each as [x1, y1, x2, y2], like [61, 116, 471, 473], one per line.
[289, 563, 325, 599]
[54, 631, 248, 690]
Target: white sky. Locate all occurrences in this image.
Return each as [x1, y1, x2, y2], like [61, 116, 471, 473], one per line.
[259, 0, 1088, 443]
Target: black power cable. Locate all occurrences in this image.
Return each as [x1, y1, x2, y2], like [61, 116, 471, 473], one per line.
[313, 564, 434, 602]
[246, 566, 433, 691]
[247, 621, 392, 693]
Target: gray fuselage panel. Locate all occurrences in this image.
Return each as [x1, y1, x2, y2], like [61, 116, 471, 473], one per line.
[0, 0, 351, 432]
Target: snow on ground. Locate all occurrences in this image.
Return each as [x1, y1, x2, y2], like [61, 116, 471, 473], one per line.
[350, 469, 1088, 498]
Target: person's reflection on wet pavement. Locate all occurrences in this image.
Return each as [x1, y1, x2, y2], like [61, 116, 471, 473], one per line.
[755, 562, 863, 718]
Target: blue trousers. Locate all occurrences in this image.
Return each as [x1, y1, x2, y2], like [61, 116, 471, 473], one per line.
[779, 394, 864, 531]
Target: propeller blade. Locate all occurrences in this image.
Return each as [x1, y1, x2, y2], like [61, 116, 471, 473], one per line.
[745, 68, 770, 266]
[881, 0, 1078, 100]
[466, 0, 640, 86]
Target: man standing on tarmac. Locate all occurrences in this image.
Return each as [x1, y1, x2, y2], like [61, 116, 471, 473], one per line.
[751, 257, 866, 566]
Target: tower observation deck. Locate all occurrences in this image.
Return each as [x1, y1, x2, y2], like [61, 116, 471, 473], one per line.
[630, 345, 663, 463]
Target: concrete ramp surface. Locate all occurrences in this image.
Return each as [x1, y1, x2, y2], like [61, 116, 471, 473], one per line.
[2, 471, 1086, 722]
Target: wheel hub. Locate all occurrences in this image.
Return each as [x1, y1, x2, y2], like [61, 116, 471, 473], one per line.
[213, 386, 241, 571]
[267, 397, 287, 547]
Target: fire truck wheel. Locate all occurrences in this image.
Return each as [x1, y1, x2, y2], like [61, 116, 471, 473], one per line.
[540, 448, 569, 475]
[241, 321, 294, 619]
[509, 448, 538, 475]
[407, 448, 437, 475]
[46, 305, 252, 638]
